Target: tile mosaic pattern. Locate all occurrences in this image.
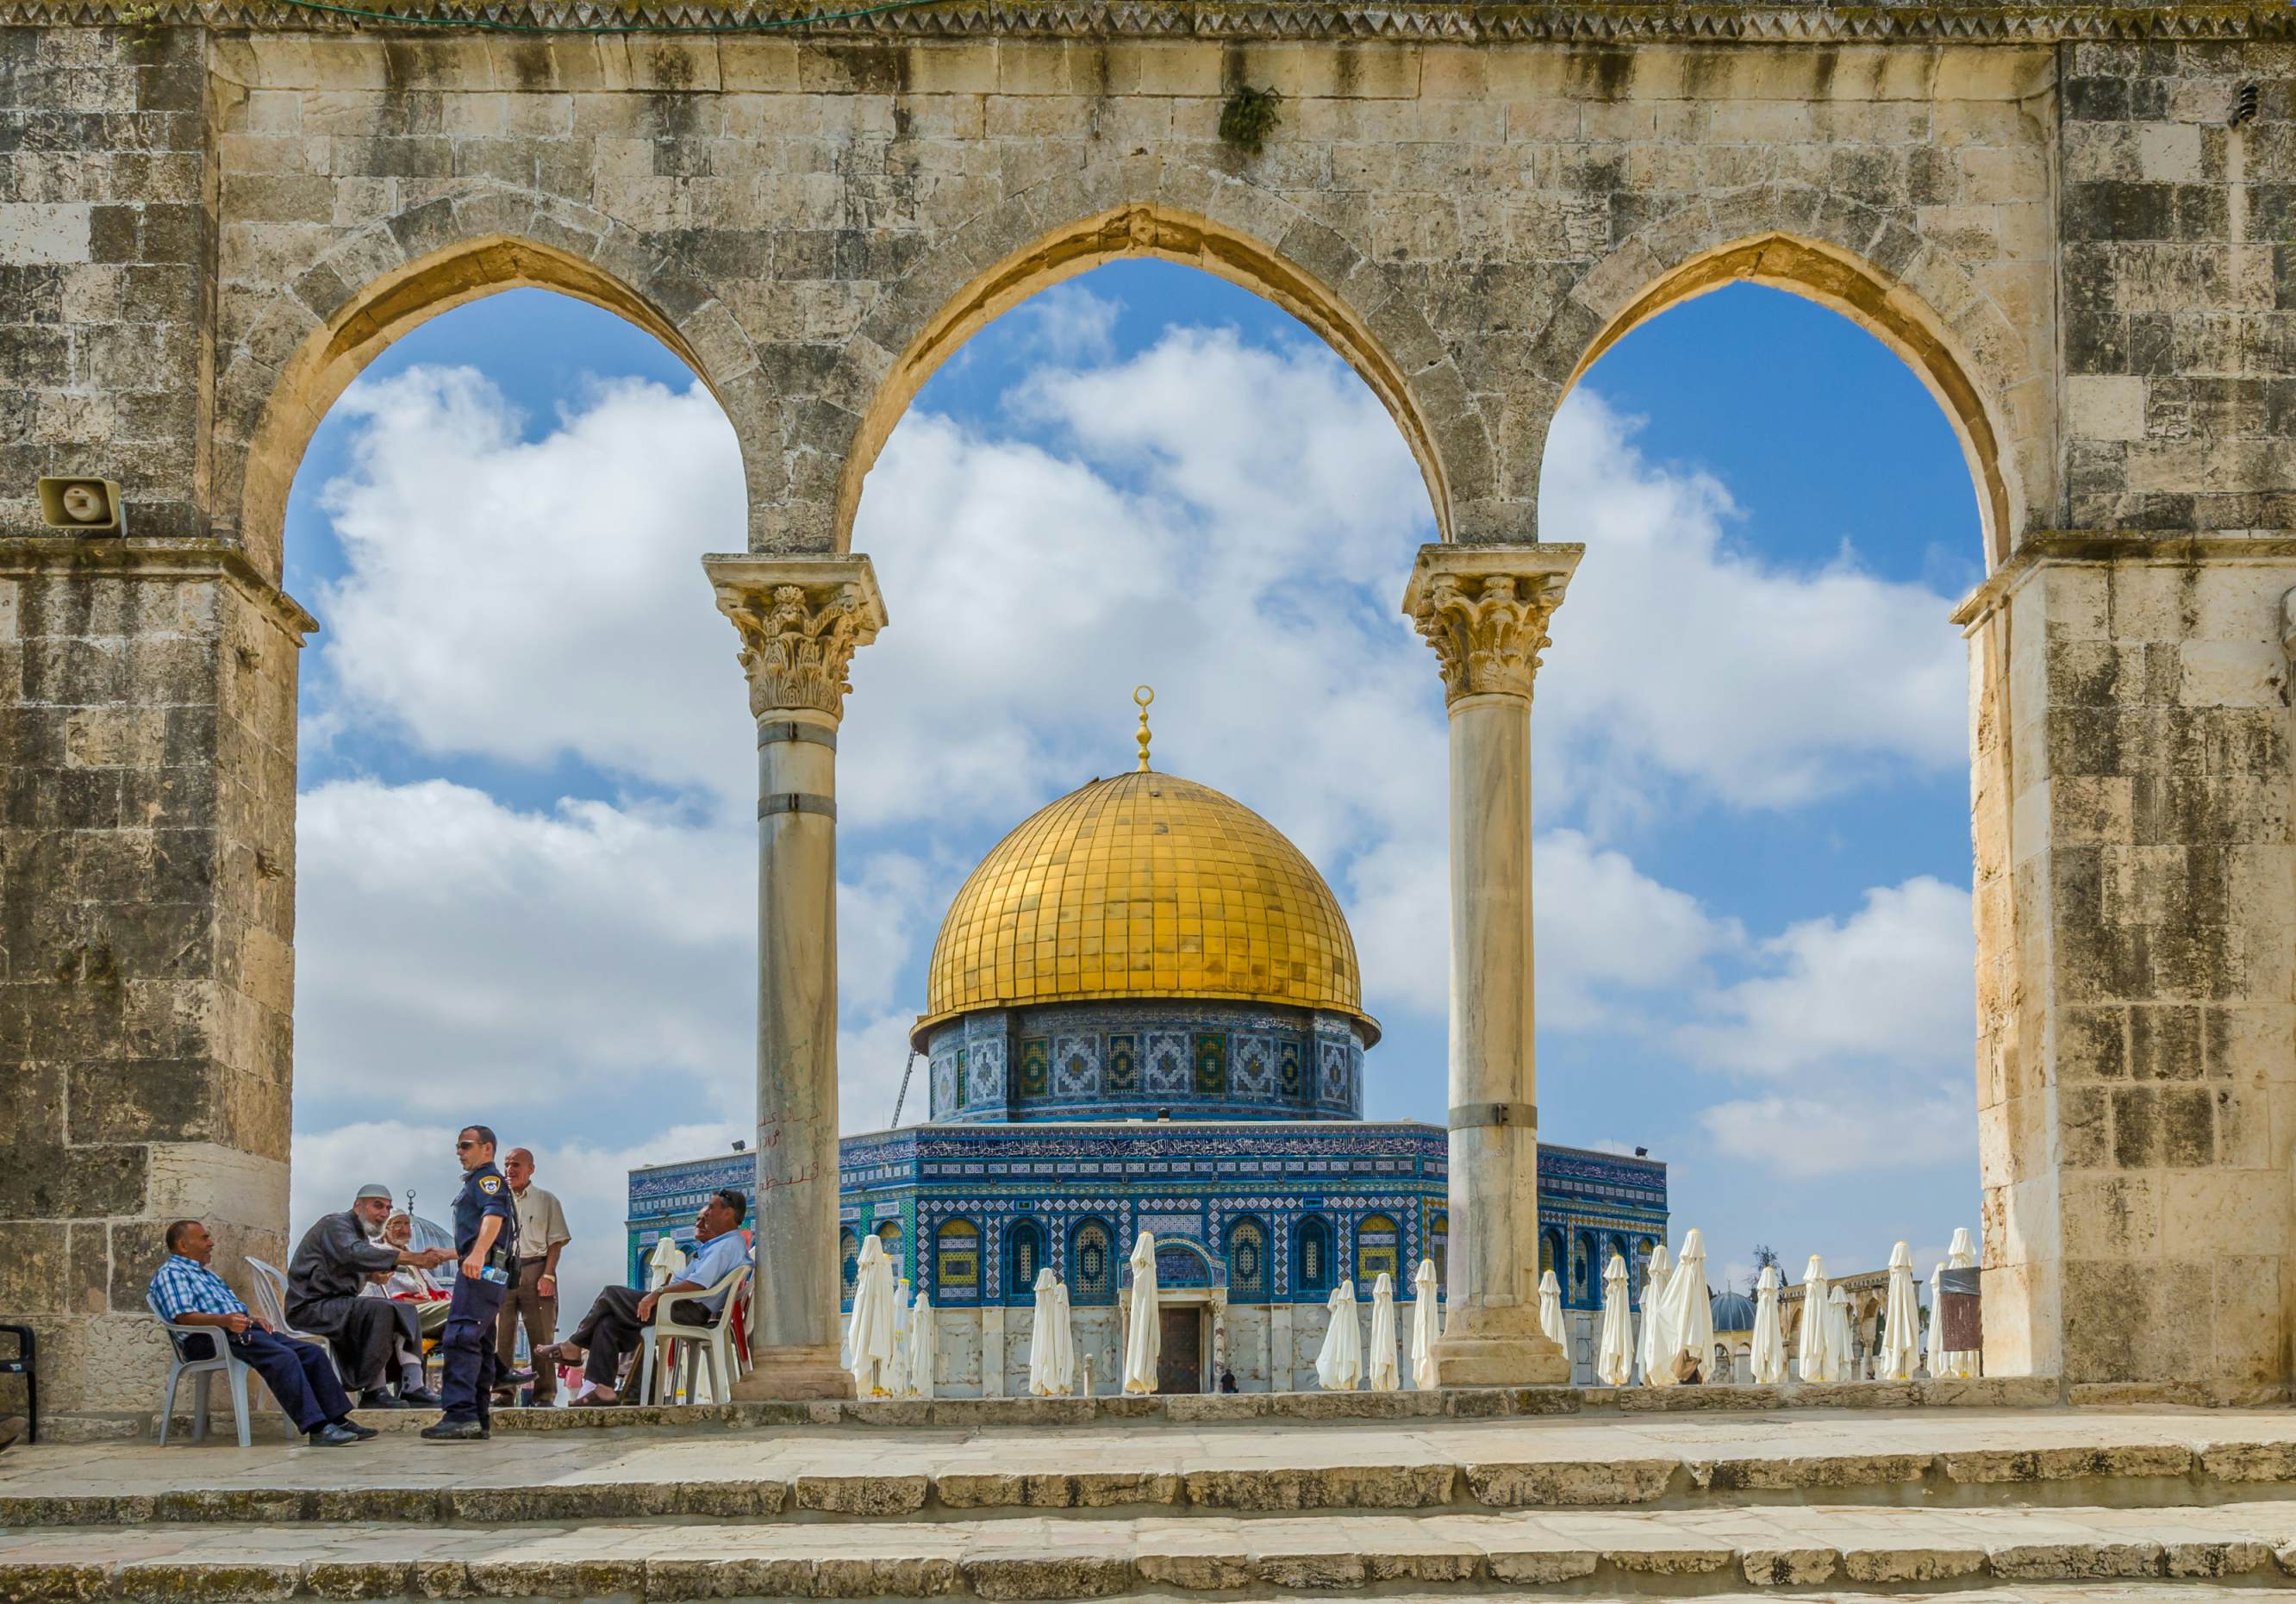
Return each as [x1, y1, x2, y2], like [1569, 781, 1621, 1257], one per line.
[919, 771, 1375, 1036]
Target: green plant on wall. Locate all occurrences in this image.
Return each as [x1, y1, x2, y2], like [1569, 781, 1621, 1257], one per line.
[1219, 85, 1282, 154]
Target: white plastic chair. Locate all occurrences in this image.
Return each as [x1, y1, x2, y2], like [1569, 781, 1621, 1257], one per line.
[147, 1294, 293, 1447]
[244, 1258, 341, 1380]
[636, 1261, 752, 1406]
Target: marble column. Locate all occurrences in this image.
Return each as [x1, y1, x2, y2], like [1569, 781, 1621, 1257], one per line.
[705, 553, 887, 1401]
[1401, 543, 1582, 1387]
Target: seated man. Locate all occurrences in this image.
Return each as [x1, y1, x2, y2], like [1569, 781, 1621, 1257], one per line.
[288, 1183, 452, 1408]
[357, 1214, 445, 1406]
[148, 1220, 377, 1447]
[539, 1188, 749, 1405]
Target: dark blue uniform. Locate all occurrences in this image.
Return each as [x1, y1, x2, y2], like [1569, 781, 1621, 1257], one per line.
[437, 1159, 518, 1427]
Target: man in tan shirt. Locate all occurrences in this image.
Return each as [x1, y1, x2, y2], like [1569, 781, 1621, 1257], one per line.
[493, 1147, 571, 1404]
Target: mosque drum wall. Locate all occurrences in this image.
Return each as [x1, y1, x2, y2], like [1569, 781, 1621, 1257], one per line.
[4, 0, 2296, 1420]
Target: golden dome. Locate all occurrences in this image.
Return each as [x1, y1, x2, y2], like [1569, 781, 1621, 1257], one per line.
[915, 769, 1376, 1046]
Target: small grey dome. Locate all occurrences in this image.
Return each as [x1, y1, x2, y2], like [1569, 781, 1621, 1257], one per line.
[1709, 1290, 1757, 1332]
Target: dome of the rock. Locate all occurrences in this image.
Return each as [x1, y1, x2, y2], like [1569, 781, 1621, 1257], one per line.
[915, 768, 1377, 1045]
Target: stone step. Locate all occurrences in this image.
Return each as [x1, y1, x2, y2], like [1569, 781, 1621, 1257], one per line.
[9, 1409, 2296, 1527]
[6, 1502, 2296, 1600]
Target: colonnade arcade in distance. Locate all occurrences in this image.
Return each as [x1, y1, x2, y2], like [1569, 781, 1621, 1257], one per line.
[3, 8, 2293, 1427]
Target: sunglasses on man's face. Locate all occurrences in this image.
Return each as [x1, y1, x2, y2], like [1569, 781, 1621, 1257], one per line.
[456, 1140, 479, 1150]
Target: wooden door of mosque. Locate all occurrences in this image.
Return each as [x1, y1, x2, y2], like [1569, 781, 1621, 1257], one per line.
[1157, 1307, 1202, 1394]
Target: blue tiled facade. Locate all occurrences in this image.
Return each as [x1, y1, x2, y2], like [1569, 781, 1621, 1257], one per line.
[628, 1123, 1667, 1316]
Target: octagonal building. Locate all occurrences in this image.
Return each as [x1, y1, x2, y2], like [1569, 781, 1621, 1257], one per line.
[632, 747, 1666, 1393]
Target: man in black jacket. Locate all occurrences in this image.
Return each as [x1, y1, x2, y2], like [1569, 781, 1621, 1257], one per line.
[289, 1183, 452, 1407]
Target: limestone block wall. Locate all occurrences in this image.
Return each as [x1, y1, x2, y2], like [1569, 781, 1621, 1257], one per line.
[0, 542, 309, 1425]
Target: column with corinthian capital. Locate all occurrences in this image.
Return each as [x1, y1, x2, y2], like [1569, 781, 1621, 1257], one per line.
[1401, 543, 1582, 1387]
[704, 553, 887, 1400]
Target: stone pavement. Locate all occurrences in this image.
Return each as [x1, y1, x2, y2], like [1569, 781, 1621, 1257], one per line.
[9, 1406, 2296, 1599]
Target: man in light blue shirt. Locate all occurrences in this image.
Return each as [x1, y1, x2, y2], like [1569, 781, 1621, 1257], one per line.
[538, 1189, 750, 1404]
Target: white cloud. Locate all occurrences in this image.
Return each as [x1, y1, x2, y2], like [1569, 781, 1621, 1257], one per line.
[1537, 390, 1967, 814]
[1014, 283, 1121, 365]
[295, 776, 928, 1127]
[307, 367, 753, 814]
[1348, 828, 1732, 1027]
[1700, 1086, 1975, 1180]
[290, 1119, 737, 1316]
[1676, 876, 1974, 1077]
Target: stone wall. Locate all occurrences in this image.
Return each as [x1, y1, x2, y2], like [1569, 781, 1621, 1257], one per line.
[5, 3, 2295, 1420]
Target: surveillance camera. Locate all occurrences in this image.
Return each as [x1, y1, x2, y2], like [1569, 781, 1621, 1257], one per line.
[38, 477, 125, 536]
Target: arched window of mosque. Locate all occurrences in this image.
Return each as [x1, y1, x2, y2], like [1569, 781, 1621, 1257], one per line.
[877, 1220, 904, 1281]
[1636, 1236, 1657, 1302]
[1297, 1216, 1331, 1292]
[1071, 1219, 1114, 1304]
[1357, 1213, 1399, 1285]
[839, 1228, 859, 1301]
[936, 1218, 980, 1295]
[1008, 1218, 1045, 1295]
[1538, 1233, 1556, 1278]
[1429, 1211, 1449, 1292]
[1227, 1216, 1267, 1296]
[1574, 1232, 1596, 1298]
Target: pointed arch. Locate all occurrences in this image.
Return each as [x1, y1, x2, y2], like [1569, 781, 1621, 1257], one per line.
[222, 193, 761, 584]
[1540, 209, 2048, 570]
[829, 194, 1464, 552]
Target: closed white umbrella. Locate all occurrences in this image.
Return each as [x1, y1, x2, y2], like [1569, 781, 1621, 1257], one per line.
[1650, 1227, 1713, 1384]
[887, 1276, 912, 1398]
[1410, 1258, 1441, 1390]
[1750, 1264, 1787, 1384]
[1537, 1268, 1564, 1347]
[1926, 1259, 1949, 1378]
[1636, 1242, 1674, 1385]
[908, 1290, 936, 1399]
[1366, 1272, 1401, 1391]
[1120, 1233, 1160, 1394]
[1940, 1226, 1979, 1378]
[1826, 1286, 1856, 1382]
[1049, 1279, 1076, 1395]
[1595, 1254, 1632, 1387]
[1879, 1242, 1919, 1381]
[1795, 1256, 1830, 1383]
[843, 1235, 897, 1397]
[1027, 1268, 1076, 1396]
[1314, 1278, 1363, 1390]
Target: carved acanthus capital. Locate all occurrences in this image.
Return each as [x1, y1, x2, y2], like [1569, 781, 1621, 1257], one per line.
[1401, 544, 1583, 706]
[704, 553, 888, 721]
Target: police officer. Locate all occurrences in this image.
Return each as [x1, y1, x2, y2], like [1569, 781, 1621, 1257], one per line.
[421, 1124, 519, 1442]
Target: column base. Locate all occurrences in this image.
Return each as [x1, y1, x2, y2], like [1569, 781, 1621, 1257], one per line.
[1432, 1305, 1571, 1387]
[732, 1344, 857, 1401]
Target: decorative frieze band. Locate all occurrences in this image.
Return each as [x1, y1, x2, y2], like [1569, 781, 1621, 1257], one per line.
[1401, 543, 1582, 707]
[704, 552, 887, 722]
[28, 0, 2296, 42]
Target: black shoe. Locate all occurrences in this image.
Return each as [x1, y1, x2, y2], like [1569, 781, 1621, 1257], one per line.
[420, 1419, 488, 1442]
[501, 1368, 536, 1386]
[399, 1386, 442, 1407]
[361, 1389, 411, 1409]
[307, 1422, 363, 1447]
[333, 1416, 380, 1440]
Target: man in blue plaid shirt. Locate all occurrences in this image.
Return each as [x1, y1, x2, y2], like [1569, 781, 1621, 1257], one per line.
[147, 1220, 376, 1448]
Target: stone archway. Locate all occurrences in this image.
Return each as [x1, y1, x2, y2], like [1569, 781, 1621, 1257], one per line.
[1538, 215, 2047, 570]
[827, 197, 1464, 551]
[221, 204, 763, 584]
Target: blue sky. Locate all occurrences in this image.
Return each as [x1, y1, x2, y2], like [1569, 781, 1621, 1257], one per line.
[284, 265, 1983, 1303]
